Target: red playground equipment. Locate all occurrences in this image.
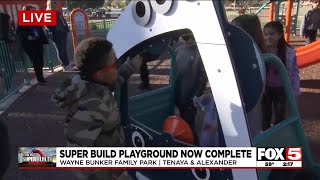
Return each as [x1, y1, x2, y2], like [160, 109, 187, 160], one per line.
[267, 0, 320, 68]
[163, 116, 195, 145]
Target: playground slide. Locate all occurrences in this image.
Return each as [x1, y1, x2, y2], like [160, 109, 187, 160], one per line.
[296, 40, 320, 68]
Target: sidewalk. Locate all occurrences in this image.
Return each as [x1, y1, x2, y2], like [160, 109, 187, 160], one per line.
[1, 72, 78, 180]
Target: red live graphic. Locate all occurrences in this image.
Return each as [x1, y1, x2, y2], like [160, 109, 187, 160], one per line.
[18, 10, 56, 26]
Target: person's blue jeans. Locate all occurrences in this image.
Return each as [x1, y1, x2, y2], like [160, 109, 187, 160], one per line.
[51, 31, 69, 67]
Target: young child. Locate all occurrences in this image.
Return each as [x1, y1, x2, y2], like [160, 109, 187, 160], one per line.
[52, 37, 142, 180]
[300, 0, 320, 44]
[262, 21, 301, 130]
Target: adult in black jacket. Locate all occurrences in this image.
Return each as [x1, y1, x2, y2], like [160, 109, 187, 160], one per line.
[17, 6, 49, 85]
[45, 0, 70, 69]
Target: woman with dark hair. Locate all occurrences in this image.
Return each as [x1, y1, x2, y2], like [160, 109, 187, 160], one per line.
[262, 21, 300, 130]
[230, 14, 266, 137]
[17, 5, 49, 85]
[231, 14, 266, 53]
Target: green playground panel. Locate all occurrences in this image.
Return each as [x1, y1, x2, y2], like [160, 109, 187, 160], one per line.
[253, 53, 320, 179]
[0, 40, 30, 103]
[129, 86, 175, 132]
[128, 48, 176, 132]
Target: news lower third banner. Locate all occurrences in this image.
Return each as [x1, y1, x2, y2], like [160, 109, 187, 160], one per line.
[18, 147, 302, 169]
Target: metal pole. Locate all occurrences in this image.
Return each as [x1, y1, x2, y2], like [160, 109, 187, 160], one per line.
[295, 0, 301, 35]
[285, 0, 293, 41]
[269, 2, 275, 21]
[255, 1, 271, 14]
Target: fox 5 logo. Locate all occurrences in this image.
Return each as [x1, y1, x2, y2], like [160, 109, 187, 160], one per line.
[257, 147, 302, 161]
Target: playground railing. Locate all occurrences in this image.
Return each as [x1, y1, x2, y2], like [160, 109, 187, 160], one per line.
[24, 32, 74, 72]
[0, 22, 113, 103]
[68, 19, 116, 31]
[0, 32, 75, 103]
[88, 19, 116, 31]
[0, 38, 30, 103]
[27, 30, 113, 72]
[253, 53, 320, 179]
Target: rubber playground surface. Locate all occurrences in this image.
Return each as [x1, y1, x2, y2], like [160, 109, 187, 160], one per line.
[290, 36, 320, 162]
[298, 63, 320, 161]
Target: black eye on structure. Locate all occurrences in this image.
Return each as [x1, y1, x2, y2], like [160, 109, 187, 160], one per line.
[156, 0, 166, 5]
[131, 131, 146, 147]
[191, 169, 210, 180]
[136, 1, 146, 17]
[132, 0, 152, 26]
[133, 136, 143, 147]
[150, 0, 174, 15]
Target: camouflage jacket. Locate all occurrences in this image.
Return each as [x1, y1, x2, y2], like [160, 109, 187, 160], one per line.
[52, 59, 138, 148]
[51, 59, 138, 179]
